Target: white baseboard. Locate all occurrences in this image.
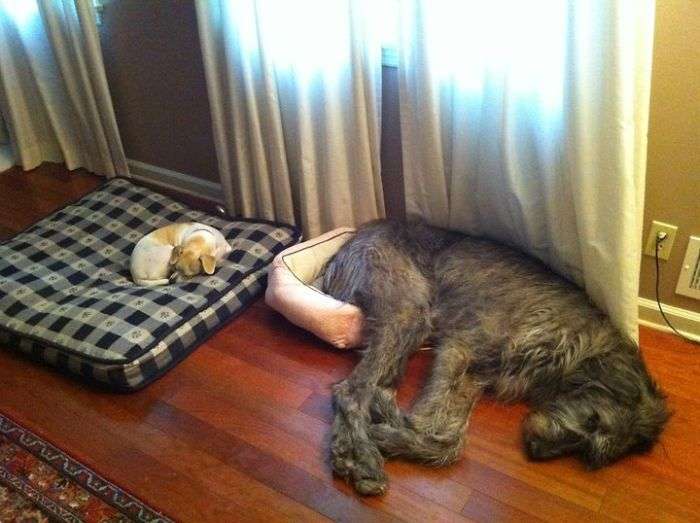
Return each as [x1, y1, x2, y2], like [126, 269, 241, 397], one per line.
[126, 158, 224, 204]
[638, 297, 700, 342]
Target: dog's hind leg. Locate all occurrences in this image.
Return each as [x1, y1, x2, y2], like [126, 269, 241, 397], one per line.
[370, 338, 482, 466]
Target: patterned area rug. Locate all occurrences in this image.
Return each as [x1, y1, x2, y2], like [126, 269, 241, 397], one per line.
[0, 414, 171, 522]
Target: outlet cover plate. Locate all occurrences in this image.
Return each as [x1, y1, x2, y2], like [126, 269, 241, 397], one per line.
[676, 236, 700, 299]
[644, 220, 678, 260]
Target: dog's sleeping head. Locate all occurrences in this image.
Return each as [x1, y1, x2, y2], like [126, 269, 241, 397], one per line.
[169, 237, 217, 279]
[522, 364, 669, 469]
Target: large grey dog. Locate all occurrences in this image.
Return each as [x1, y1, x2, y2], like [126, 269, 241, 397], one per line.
[323, 219, 668, 496]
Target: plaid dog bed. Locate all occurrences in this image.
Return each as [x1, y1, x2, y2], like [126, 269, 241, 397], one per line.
[0, 178, 300, 391]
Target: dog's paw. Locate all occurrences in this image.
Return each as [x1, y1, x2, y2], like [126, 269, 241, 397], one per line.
[354, 477, 388, 496]
[331, 428, 388, 496]
[331, 455, 388, 496]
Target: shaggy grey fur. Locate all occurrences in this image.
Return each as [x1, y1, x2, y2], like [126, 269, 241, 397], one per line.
[323, 219, 668, 496]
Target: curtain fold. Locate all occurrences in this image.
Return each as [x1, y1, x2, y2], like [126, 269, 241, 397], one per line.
[0, 112, 11, 172]
[0, 113, 8, 144]
[196, 0, 385, 237]
[0, 0, 127, 177]
[398, 0, 655, 338]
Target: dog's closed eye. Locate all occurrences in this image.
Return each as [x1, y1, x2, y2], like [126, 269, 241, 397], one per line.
[584, 412, 600, 432]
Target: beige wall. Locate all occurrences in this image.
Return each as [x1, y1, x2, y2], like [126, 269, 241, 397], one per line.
[639, 0, 700, 312]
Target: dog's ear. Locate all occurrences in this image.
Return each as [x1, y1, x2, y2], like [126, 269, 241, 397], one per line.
[201, 254, 216, 275]
[169, 246, 183, 266]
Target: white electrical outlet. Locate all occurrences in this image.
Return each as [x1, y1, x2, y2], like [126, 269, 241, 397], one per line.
[644, 220, 678, 260]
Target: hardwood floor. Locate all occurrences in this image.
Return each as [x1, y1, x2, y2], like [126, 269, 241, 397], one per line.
[1, 164, 699, 522]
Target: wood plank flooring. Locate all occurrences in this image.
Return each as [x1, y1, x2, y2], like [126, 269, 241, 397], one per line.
[1, 164, 699, 522]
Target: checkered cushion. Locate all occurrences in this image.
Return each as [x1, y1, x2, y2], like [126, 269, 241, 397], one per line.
[0, 178, 300, 391]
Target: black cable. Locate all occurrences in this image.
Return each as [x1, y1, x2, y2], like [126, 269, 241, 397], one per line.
[654, 235, 700, 345]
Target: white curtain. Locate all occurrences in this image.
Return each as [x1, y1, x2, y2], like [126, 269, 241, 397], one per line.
[196, 0, 385, 237]
[398, 0, 655, 338]
[0, 0, 127, 177]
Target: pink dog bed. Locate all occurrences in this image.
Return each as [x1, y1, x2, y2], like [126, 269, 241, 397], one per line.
[265, 228, 363, 349]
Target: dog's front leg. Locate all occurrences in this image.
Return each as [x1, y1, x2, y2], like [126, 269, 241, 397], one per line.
[331, 314, 428, 496]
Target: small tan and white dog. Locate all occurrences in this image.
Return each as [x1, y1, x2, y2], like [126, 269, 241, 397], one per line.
[130, 222, 232, 286]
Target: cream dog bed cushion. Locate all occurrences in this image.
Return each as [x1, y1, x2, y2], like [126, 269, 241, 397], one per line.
[265, 228, 364, 349]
